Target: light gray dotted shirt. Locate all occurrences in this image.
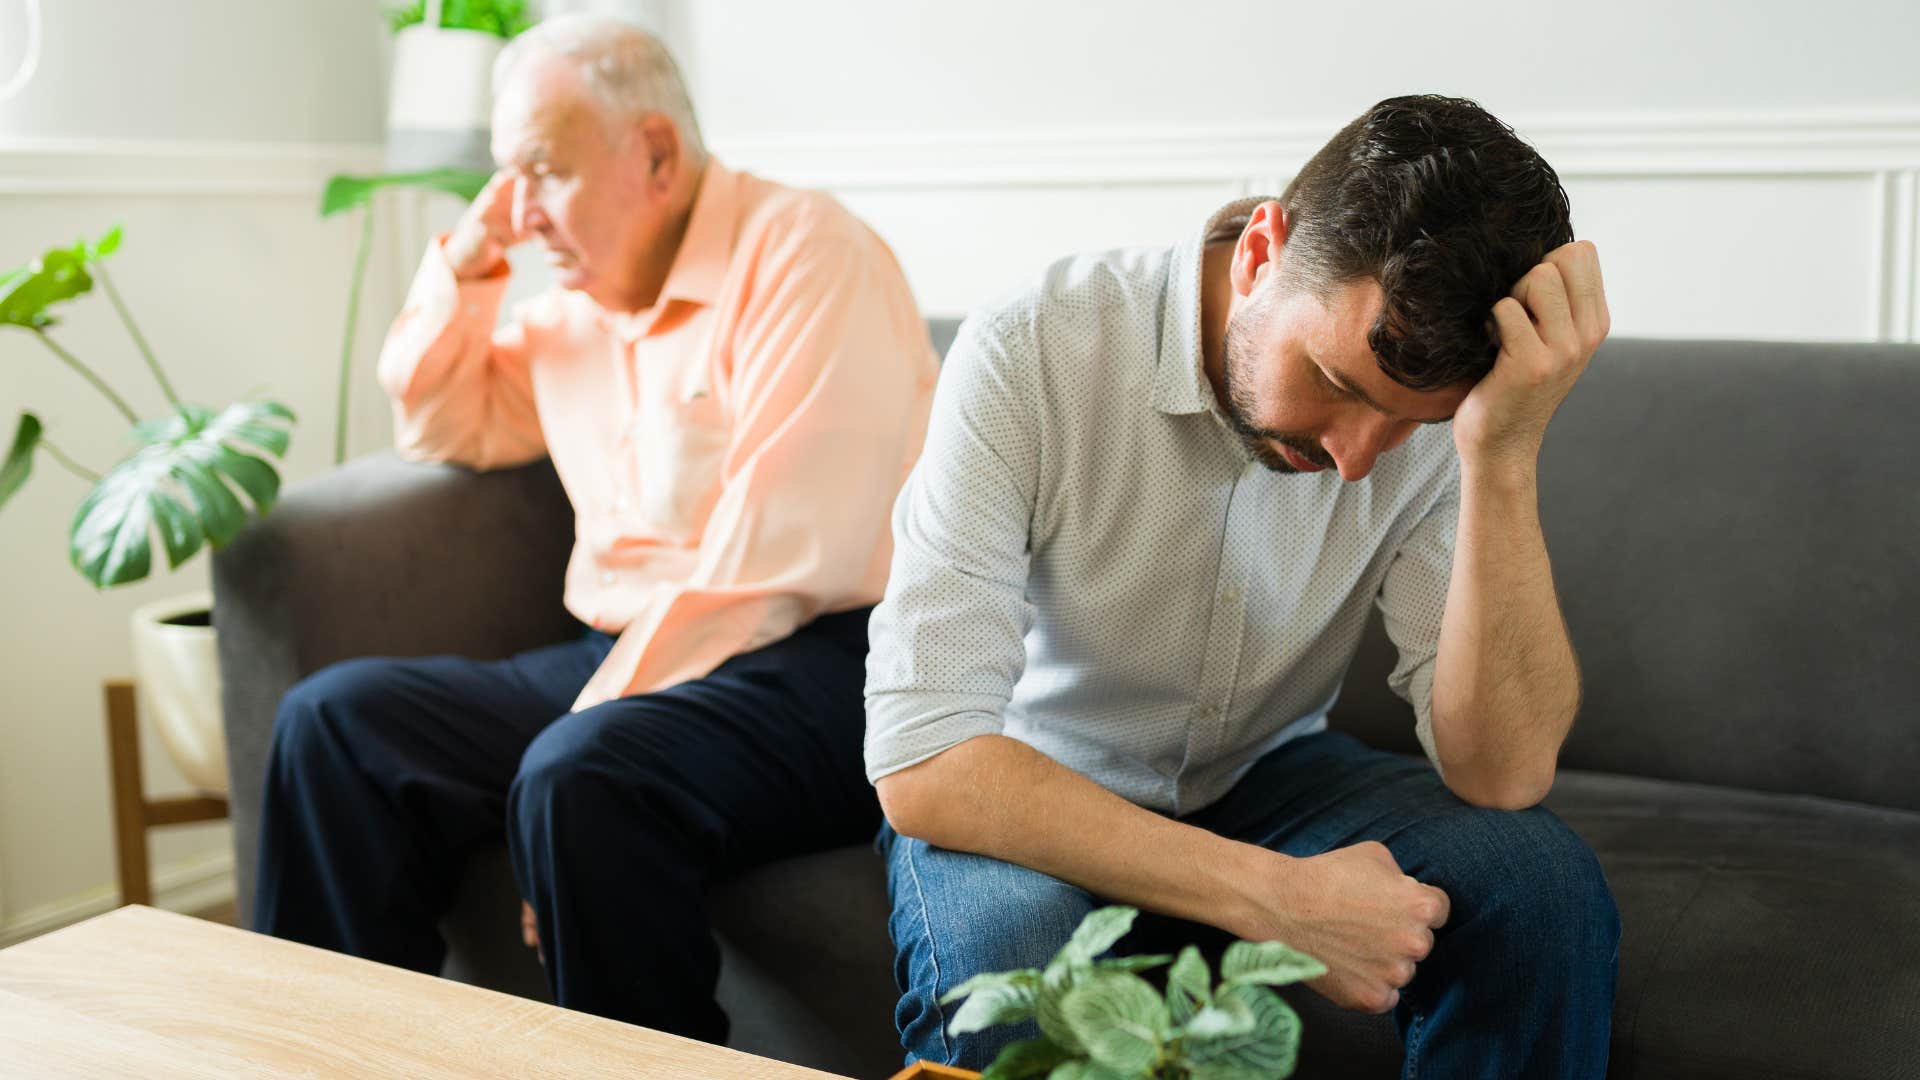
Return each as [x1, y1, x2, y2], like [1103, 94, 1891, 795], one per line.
[864, 198, 1459, 815]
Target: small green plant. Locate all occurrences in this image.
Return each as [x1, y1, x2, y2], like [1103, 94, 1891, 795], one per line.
[386, 0, 535, 37]
[0, 227, 294, 587]
[942, 906, 1325, 1079]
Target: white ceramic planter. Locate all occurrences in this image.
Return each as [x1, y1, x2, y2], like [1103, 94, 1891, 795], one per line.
[129, 591, 226, 796]
[386, 24, 504, 173]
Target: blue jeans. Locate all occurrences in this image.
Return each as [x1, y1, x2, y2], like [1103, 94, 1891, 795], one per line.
[881, 730, 1619, 1077]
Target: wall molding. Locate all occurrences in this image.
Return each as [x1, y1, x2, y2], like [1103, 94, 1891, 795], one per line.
[4, 107, 1918, 196]
[0, 850, 233, 949]
[0, 137, 385, 196]
[714, 107, 1920, 190]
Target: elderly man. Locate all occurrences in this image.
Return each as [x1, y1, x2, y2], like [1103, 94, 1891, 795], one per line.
[252, 15, 936, 1042]
[867, 96, 1619, 1075]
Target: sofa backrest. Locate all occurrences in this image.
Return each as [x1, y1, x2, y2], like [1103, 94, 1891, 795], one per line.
[930, 321, 1917, 809]
[1330, 338, 1920, 812]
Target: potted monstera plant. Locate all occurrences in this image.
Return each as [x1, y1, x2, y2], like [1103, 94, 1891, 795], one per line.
[888, 906, 1324, 1080]
[1, 227, 294, 795]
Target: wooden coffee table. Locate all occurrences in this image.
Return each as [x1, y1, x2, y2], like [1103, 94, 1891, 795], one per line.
[0, 905, 854, 1078]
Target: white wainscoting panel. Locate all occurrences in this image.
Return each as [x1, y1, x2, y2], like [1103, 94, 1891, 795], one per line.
[0, 138, 406, 927]
[718, 108, 1920, 344]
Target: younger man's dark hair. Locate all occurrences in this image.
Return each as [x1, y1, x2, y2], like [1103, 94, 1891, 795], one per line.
[1278, 94, 1573, 390]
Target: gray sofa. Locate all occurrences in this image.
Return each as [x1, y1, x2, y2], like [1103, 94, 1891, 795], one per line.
[215, 326, 1920, 1079]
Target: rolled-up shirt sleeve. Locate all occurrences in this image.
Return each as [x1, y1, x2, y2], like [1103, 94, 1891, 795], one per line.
[1375, 466, 1460, 771]
[865, 311, 1043, 783]
[375, 235, 546, 470]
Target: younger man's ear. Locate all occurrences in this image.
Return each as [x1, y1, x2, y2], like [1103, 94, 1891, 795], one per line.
[1232, 200, 1289, 297]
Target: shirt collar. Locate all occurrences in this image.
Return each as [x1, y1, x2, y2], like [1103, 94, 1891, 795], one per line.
[655, 158, 739, 310]
[1152, 195, 1268, 416]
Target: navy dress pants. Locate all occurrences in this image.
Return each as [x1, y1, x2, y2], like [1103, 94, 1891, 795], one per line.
[252, 607, 879, 1043]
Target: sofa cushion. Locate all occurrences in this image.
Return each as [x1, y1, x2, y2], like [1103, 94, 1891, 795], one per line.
[1332, 339, 1920, 814]
[433, 765, 1920, 1079]
[1289, 767, 1920, 1078]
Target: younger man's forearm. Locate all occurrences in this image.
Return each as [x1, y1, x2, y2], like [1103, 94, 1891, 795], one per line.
[875, 734, 1270, 939]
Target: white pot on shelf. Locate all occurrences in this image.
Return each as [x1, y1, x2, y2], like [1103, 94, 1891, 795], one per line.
[129, 591, 226, 796]
[386, 23, 504, 173]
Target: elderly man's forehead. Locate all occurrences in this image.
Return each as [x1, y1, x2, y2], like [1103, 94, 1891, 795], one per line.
[492, 58, 598, 149]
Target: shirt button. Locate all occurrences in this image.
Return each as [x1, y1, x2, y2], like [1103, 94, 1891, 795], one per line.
[1218, 586, 1241, 604]
[599, 570, 616, 586]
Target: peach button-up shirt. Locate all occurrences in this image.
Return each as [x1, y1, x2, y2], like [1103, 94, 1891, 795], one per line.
[377, 161, 938, 710]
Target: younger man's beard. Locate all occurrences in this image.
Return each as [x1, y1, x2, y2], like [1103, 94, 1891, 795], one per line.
[1219, 301, 1336, 474]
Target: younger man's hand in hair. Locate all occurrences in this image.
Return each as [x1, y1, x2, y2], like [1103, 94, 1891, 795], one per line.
[1452, 240, 1611, 471]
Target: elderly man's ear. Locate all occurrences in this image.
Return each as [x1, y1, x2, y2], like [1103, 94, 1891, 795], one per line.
[635, 114, 683, 189]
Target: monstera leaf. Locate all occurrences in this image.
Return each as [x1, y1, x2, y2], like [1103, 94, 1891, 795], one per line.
[1, 412, 41, 511]
[68, 400, 295, 587]
[1, 247, 92, 329]
[320, 169, 491, 218]
[0, 227, 121, 329]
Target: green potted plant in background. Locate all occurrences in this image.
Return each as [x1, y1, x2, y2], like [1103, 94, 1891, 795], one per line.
[318, 0, 531, 462]
[1, 227, 295, 795]
[889, 906, 1324, 1080]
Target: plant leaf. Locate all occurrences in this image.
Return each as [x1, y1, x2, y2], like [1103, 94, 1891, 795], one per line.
[1181, 983, 1301, 1078]
[148, 489, 203, 569]
[1046, 1063, 1131, 1080]
[1220, 940, 1327, 989]
[1184, 1063, 1272, 1080]
[169, 458, 246, 548]
[1058, 972, 1167, 1075]
[0, 245, 94, 328]
[1051, 906, 1138, 972]
[69, 455, 161, 586]
[67, 400, 294, 587]
[941, 969, 1040, 1007]
[1, 412, 43, 511]
[980, 1037, 1073, 1080]
[86, 225, 123, 260]
[1097, 953, 1172, 975]
[320, 169, 492, 217]
[1036, 964, 1084, 1055]
[387, 0, 535, 36]
[1165, 945, 1211, 1027]
[949, 979, 1039, 1036]
[1181, 998, 1255, 1041]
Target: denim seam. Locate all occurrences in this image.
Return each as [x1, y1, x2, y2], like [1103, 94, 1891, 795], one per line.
[1401, 994, 1427, 1080]
[903, 839, 955, 1065]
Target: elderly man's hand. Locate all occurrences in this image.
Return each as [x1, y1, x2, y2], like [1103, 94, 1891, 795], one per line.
[520, 898, 543, 963]
[445, 170, 527, 280]
[1452, 240, 1610, 471]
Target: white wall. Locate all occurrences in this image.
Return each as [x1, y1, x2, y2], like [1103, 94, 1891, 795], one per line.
[0, 0, 387, 143]
[0, 0, 403, 939]
[1, 0, 1916, 939]
[685, 0, 1920, 342]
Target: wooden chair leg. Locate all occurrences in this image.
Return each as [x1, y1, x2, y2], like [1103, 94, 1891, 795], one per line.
[104, 679, 152, 907]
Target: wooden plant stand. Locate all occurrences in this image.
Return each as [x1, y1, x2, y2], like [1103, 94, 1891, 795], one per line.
[103, 679, 229, 906]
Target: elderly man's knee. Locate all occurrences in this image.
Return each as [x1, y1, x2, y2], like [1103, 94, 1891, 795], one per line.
[508, 704, 662, 837]
[271, 658, 408, 765]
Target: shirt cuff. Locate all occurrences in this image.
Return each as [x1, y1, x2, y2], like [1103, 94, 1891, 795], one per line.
[863, 697, 1007, 784]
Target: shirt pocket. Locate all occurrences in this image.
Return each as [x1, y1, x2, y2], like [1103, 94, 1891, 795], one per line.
[633, 365, 730, 544]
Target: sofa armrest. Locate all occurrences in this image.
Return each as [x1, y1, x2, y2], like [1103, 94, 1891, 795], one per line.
[213, 450, 577, 921]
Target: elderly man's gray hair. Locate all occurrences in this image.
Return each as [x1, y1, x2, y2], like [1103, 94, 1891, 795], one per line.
[494, 13, 707, 162]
